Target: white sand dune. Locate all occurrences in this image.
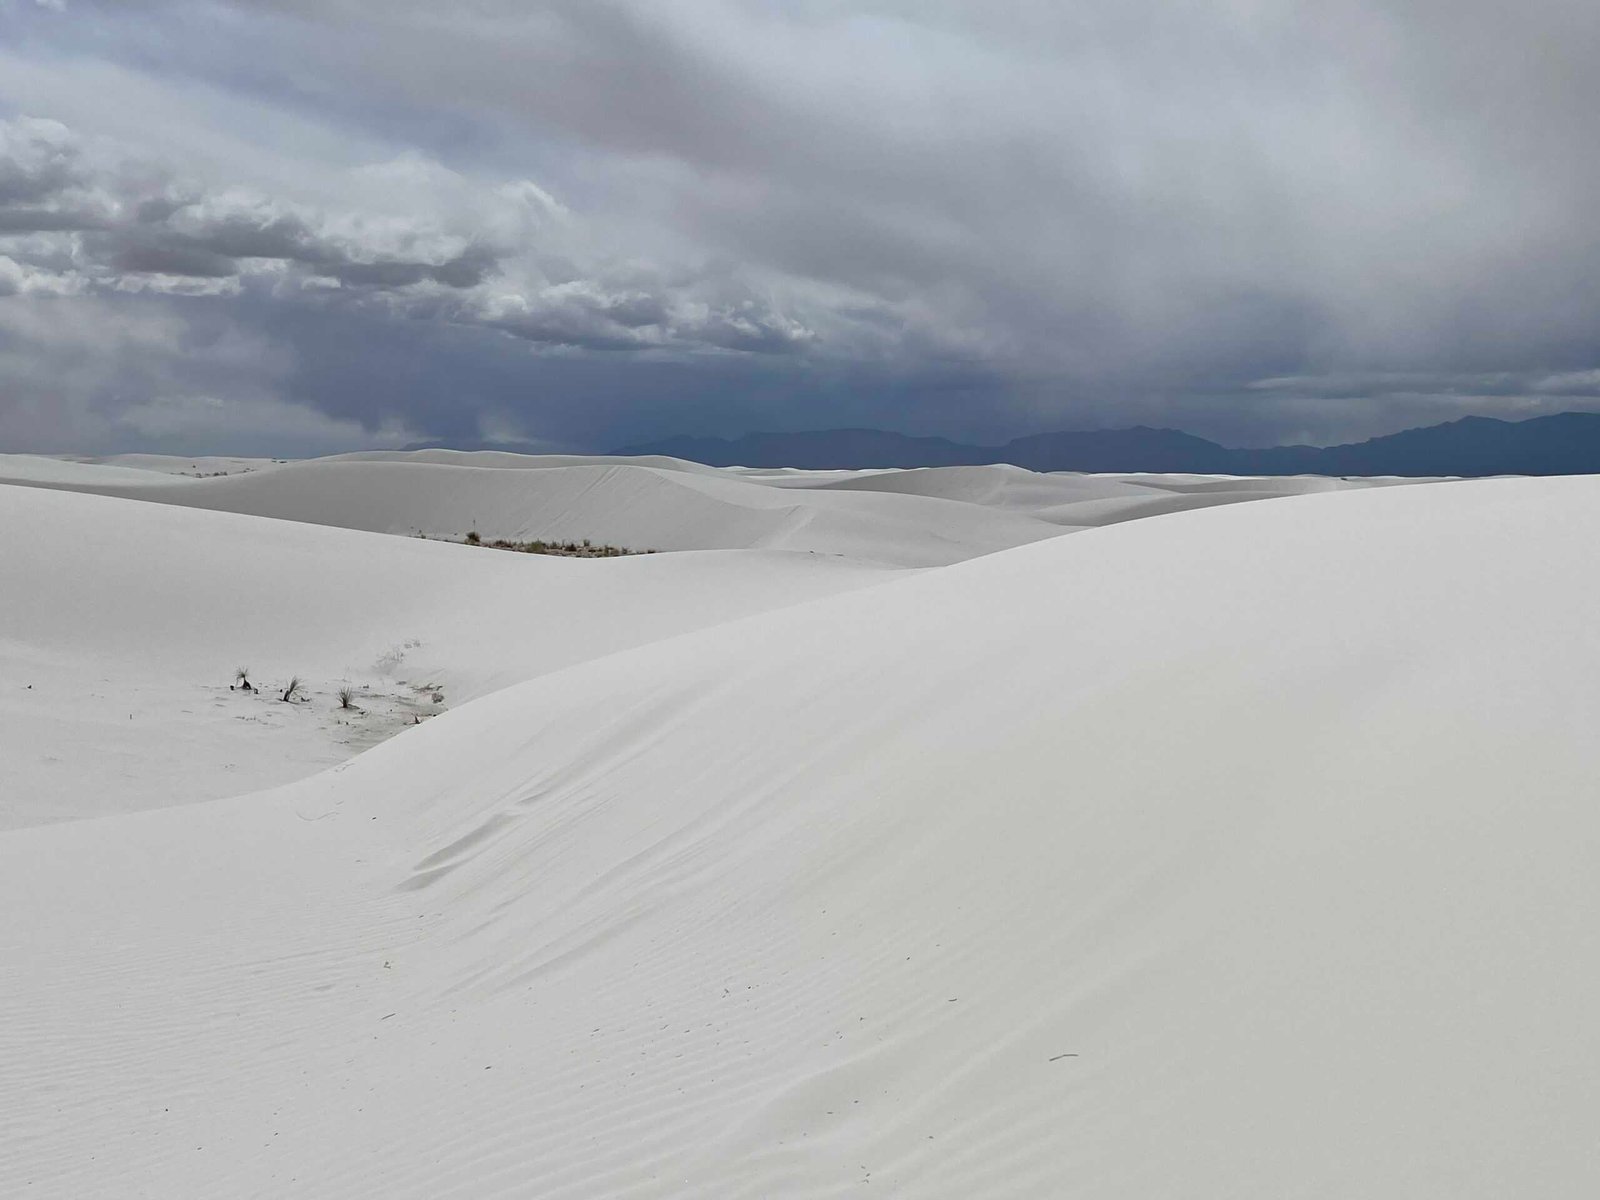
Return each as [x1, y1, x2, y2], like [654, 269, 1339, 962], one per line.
[0, 451, 1409, 564]
[0, 455, 1065, 567]
[775, 460, 1414, 528]
[0, 453, 198, 486]
[2, 454, 1373, 827]
[0, 484, 890, 828]
[68, 453, 279, 477]
[331, 448, 729, 476]
[4, 472, 1597, 1197]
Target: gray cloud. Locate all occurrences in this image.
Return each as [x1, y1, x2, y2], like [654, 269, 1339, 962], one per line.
[0, 117, 507, 292]
[0, 114, 815, 360]
[0, 207, 108, 232]
[1, 1, 1600, 453]
[251, 3, 1600, 374]
[0, 114, 79, 203]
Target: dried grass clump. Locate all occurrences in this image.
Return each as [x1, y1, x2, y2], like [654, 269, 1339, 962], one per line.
[459, 533, 638, 558]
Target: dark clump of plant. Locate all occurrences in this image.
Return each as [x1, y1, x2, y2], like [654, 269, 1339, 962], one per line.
[233, 666, 254, 692]
[337, 686, 358, 711]
[459, 532, 636, 558]
[281, 676, 303, 703]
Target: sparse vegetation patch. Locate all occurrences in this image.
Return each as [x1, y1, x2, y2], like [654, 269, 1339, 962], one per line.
[457, 533, 645, 557]
[221, 662, 437, 746]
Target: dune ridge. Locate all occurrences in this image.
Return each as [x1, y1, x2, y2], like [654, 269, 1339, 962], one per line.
[0, 484, 891, 828]
[0, 451, 1406, 566]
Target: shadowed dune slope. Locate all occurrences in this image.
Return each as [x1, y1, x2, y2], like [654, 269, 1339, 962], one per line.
[781, 461, 1414, 527]
[4, 475, 1598, 1196]
[0, 455, 1065, 566]
[0, 484, 891, 827]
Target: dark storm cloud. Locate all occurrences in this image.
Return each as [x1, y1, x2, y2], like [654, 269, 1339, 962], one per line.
[90, 213, 501, 289]
[2, 0, 1600, 452]
[0, 207, 107, 232]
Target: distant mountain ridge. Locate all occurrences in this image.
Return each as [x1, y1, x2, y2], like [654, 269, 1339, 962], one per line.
[613, 413, 1600, 476]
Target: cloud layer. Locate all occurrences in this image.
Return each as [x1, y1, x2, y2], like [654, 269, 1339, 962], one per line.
[0, 114, 813, 351]
[2, 0, 1600, 453]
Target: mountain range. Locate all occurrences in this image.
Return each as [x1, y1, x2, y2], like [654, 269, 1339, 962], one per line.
[609, 412, 1600, 476]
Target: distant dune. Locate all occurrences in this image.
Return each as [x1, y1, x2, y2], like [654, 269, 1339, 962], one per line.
[0, 483, 891, 828]
[0, 450, 1402, 566]
[0, 453, 1391, 826]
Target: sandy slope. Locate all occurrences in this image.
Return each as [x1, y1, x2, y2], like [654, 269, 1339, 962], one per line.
[0, 455, 1063, 566]
[0, 484, 890, 828]
[0, 455, 1372, 824]
[329, 448, 728, 476]
[70, 453, 279, 477]
[4, 474, 1597, 1197]
[0, 451, 1405, 564]
[771, 461, 1413, 527]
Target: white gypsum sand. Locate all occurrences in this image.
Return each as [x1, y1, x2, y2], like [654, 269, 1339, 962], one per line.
[0, 453, 1397, 826]
[0, 483, 893, 829]
[0, 450, 1409, 564]
[6, 461, 1590, 1197]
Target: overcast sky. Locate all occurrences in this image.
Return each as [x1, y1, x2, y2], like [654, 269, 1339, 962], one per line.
[1, 0, 1598, 454]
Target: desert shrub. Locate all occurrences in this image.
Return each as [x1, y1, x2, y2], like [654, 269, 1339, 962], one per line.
[337, 686, 357, 710]
[281, 676, 303, 703]
[458, 532, 634, 558]
[235, 666, 254, 692]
